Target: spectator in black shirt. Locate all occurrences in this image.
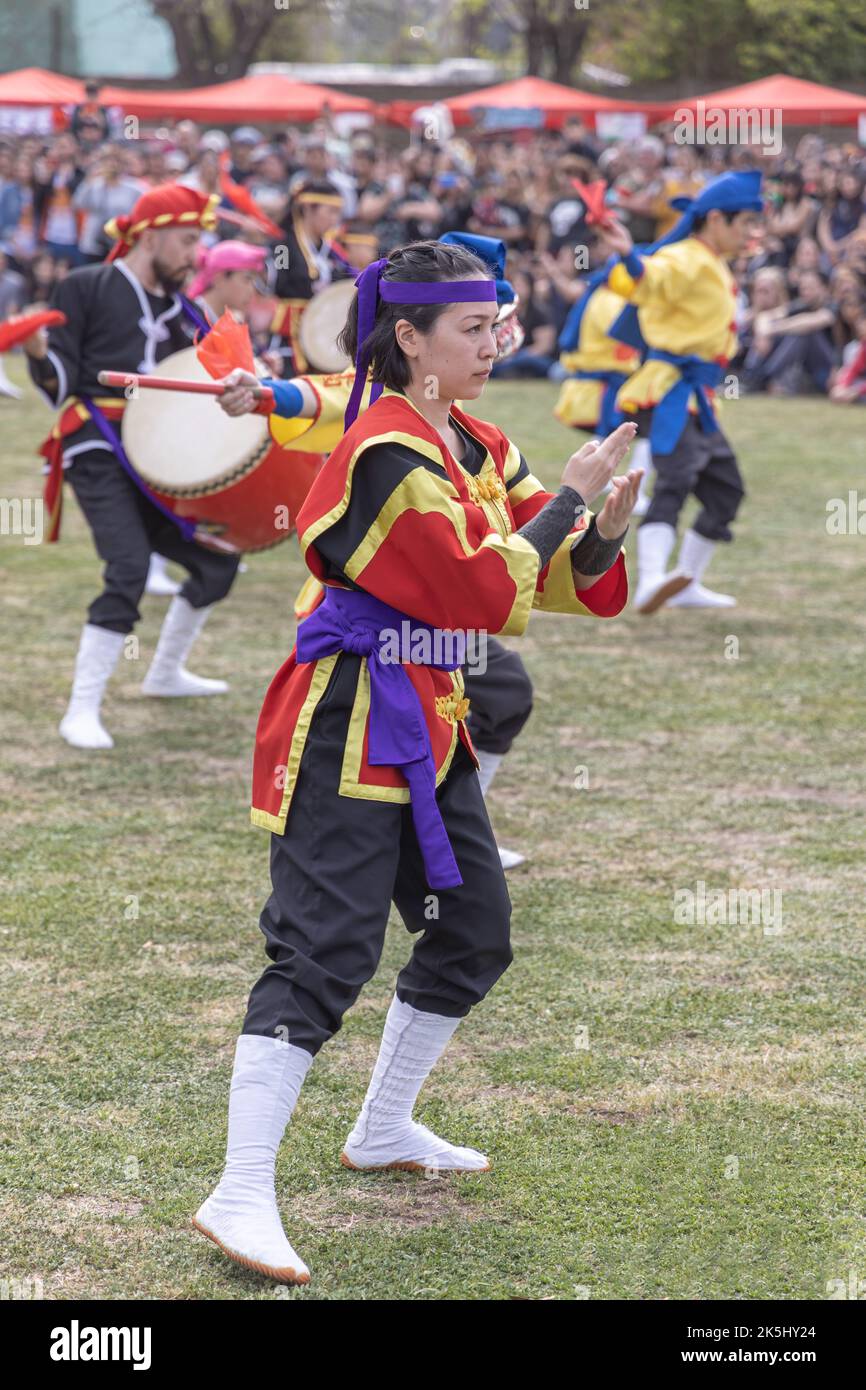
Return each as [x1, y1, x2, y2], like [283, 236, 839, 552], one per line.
[70, 83, 110, 151]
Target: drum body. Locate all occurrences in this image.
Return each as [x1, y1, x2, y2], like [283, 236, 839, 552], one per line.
[493, 300, 525, 361]
[297, 280, 356, 372]
[121, 347, 323, 552]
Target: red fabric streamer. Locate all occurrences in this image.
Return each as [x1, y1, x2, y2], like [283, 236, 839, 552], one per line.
[571, 180, 615, 228]
[0, 309, 66, 354]
[218, 156, 284, 240]
[196, 310, 257, 378]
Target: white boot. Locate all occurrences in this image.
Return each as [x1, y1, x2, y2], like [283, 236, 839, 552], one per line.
[630, 438, 654, 516]
[475, 748, 525, 871]
[633, 522, 691, 614]
[145, 552, 181, 597]
[193, 1034, 314, 1285]
[665, 528, 736, 608]
[141, 595, 228, 696]
[59, 624, 125, 750]
[341, 994, 490, 1174]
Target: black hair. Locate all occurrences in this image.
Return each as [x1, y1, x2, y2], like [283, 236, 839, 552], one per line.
[336, 239, 494, 392]
[691, 208, 743, 233]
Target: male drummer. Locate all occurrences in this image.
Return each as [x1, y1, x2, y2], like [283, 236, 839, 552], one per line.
[24, 183, 240, 751]
[267, 178, 353, 375]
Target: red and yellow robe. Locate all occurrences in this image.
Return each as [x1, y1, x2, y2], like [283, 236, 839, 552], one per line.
[251, 386, 628, 833]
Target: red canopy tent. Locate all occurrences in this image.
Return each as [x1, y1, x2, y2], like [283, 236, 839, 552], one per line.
[0, 68, 87, 134]
[443, 76, 649, 132]
[0, 67, 85, 105]
[100, 73, 375, 123]
[653, 74, 866, 126]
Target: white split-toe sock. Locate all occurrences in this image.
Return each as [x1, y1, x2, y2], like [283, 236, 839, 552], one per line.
[475, 749, 525, 871]
[193, 1033, 314, 1285]
[145, 552, 182, 597]
[341, 994, 490, 1174]
[664, 528, 736, 608]
[630, 437, 654, 516]
[141, 595, 229, 697]
[633, 521, 691, 614]
[59, 623, 125, 750]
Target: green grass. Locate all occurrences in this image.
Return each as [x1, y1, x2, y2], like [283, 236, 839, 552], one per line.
[1, 355, 865, 1300]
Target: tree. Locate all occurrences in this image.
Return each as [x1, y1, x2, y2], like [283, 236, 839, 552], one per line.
[149, 0, 305, 84]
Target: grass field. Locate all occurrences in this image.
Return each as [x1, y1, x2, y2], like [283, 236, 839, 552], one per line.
[1, 354, 865, 1301]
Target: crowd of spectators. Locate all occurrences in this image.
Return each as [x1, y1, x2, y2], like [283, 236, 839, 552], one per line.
[1, 98, 865, 403]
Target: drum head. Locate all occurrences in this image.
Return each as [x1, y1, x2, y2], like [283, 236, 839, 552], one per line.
[121, 347, 269, 493]
[298, 280, 355, 373]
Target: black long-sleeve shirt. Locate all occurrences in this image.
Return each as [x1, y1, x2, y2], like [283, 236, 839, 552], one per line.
[28, 259, 198, 458]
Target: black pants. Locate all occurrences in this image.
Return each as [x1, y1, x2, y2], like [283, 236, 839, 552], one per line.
[637, 410, 745, 543]
[242, 653, 513, 1057]
[66, 451, 241, 634]
[464, 635, 533, 756]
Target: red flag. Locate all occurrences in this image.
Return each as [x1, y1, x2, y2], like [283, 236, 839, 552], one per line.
[0, 309, 66, 354]
[571, 180, 615, 228]
[196, 311, 257, 379]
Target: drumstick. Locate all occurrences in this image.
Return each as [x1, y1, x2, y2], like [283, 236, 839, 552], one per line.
[97, 370, 275, 412]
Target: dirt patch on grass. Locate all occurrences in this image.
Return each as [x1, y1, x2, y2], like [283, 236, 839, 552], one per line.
[298, 1175, 490, 1231]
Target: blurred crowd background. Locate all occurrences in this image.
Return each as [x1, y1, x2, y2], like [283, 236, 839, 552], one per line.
[2, 89, 865, 403]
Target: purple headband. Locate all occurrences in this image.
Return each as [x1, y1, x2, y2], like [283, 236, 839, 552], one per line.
[342, 256, 497, 430]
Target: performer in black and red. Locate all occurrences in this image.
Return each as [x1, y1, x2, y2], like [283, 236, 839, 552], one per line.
[193, 238, 644, 1286]
[24, 184, 240, 750]
[267, 178, 353, 375]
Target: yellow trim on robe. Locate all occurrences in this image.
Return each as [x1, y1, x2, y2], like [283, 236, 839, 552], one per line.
[502, 441, 613, 616]
[332, 436, 540, 638]
[338, 657, 459, 803]
[249, 653, 339, 833]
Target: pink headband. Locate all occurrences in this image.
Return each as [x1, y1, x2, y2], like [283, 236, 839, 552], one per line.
[187, 239, 267, 300]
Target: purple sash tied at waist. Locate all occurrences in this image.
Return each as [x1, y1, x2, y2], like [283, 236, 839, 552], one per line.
[295, 585, 467, 889]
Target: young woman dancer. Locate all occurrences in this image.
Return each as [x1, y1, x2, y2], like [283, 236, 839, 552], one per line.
[193, 239, 642, 1285]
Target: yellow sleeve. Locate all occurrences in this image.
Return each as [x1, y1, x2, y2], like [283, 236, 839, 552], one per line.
[608, 244, 696, 307]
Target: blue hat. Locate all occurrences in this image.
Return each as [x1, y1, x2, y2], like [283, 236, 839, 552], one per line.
[608, 170, 764, 352]
[439, 231, 516, 308]
[652, 169, 764, 250]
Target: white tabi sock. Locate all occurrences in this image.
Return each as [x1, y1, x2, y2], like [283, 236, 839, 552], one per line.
[633, 521, 691, 614]
[475, 749, 525, 869]
[341, 995, 490, 1173]
[193, 1034, 314, 1284]
[59, 623, 125, 750]
[630, 437, 654, 515]
[475, 748, 502, 798]
[665, 528, 736, 608]
[145, 553, 182, 596]
[141, 595, 229, 696]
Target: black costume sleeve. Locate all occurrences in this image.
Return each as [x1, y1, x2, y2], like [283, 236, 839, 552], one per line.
[26, 272, 90, 405]
[516, 485, 587, 568]
[570, 515, 629, 576]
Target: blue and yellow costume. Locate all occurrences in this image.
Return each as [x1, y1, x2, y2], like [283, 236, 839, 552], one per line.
[601, 171, 763, 585]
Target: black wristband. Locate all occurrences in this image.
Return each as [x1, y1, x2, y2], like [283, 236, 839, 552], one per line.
[516, 485, 587, 569]
[570, 514, 628, 576]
